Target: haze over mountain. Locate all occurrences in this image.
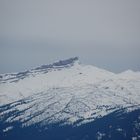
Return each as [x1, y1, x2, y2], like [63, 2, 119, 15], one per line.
[0, 0, 140, 73]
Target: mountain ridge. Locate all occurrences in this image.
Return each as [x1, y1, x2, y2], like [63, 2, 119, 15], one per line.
[0, 57, 140, 136]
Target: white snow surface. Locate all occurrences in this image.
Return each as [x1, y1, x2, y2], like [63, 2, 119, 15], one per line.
[0, 57, 140, 127]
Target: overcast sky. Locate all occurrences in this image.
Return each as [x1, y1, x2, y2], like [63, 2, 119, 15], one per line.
[0, 0, 140, 73]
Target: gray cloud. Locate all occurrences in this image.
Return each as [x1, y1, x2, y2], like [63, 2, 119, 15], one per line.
[0, 0, 140, 73]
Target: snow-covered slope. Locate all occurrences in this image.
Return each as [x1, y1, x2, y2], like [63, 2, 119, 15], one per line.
[0, 57, 140, 129]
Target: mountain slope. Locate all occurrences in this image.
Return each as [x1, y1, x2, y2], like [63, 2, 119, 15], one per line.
[0, 57, 140, 139]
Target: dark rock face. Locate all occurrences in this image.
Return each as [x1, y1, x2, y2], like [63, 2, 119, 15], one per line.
[35, 57, 79, 70]
[53, 57, 79, 66]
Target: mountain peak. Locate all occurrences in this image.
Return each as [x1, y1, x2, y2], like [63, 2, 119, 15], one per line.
[34, 57, 79, 71]
[53, 57, 79, 66]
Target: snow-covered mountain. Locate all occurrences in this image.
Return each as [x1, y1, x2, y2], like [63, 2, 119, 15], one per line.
[0, 57, 140, 140]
